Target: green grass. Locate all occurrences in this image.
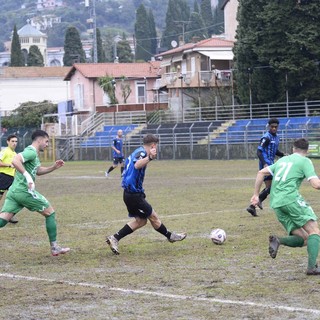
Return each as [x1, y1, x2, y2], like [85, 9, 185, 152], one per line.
[1, 159, 320, 320]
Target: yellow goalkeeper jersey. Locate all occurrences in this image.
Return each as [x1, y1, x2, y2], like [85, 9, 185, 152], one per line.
[0, 147, 16, 177]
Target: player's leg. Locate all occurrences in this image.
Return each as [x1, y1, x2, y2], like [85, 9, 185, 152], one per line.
[0, 190, 22, 227]
[0, 175, 18, 223]
[20, 190, 70, 256]
[106, 191, 146, 254]
[105, 159, 118, 177]
[258, 178, 272, 209]
[120, 159, 124, 176]
[148, 210, 187, 243]
[302, 220, 320, 275]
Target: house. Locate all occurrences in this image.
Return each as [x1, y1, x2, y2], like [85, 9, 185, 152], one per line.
[221, 0, 239, 42]
[63, 61, 163, 114]
[155, 37, 234, 112]
[0, 66, 70, 113]
[18, 21, 48, 66]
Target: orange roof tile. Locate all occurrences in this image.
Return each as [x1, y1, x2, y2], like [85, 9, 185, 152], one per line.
[0, 66, 71, 79]
[64, 61, 161, 81]
[157, 38, 234, 57]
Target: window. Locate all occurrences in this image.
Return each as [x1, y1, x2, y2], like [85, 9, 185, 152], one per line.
[136, 81, 146, 103]
[74, 83, 84, 110]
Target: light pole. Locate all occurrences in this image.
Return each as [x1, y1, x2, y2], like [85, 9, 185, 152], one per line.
[177, 65, 184, 122]
[85, 0, 97, 63]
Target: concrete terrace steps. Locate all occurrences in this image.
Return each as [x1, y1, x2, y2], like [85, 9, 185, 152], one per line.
[198, 120, 235, 144]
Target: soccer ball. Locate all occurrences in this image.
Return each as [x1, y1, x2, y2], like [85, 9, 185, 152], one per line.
[210, 228, 227, 245]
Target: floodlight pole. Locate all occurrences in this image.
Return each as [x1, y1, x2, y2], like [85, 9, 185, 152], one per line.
[92, 0, 98, 63]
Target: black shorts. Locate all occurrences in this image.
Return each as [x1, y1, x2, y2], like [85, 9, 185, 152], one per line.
[113, 157, 124, 165]
[0, 173, 14, 193]
[123, 190, 153, 218]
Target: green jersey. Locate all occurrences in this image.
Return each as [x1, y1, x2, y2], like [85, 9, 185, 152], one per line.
[268, 153, 318, 208]
[10, 145, 40, 193]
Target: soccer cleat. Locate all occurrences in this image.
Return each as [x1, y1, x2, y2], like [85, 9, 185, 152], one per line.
[269, 235, 280, 259]
[9, 217, 18, 224]
[105, 172, 109, 178]
[306, 266, 320, 275]
[168, 232, 187, 243]
[257, 201, 263, 210]
[246, 205, 258, 217]
[51, 245, 70, 256]
[106, 235, 119, 255]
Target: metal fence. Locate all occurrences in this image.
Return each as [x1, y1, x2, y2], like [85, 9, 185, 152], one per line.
[53, 126, 320, 161]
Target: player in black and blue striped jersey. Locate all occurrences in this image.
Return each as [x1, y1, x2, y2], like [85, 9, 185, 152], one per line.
[247, 118, 285, 216]
[105, 129, 124, 177]
[106, 134, 187, 255]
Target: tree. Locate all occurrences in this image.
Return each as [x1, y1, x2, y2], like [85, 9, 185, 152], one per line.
[148, 9, 158, 56]
[134, 4, 152, 61]
[96, 28, 106, 63]
[185, 11, 207, 43]
[1, 101, 57, 128]
[27, 45, 44, 67]
[200, 0, 214, 37]
[234, 0, 320, 105]
[117, 33, 134, 63]
[211, 0, 225, 35]
[63, 26, 86, 66]
[161, 0, 191, 49]
[98, 76, 118, 105]
[10, 25, 24, 67]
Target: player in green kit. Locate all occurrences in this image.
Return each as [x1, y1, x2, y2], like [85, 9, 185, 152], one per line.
[251, 138, 320, 275]
[0, 130, 70, 256]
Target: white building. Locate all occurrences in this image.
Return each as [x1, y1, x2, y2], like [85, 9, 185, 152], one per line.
[18, 21, 48, 66]
[0, 66, 70, 113]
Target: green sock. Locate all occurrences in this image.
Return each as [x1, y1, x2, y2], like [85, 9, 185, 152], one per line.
[45, 212, 57, 243]
[279, 235, 304, 247]
[307, 234, 320, 270]
[0, 218, 8, 227]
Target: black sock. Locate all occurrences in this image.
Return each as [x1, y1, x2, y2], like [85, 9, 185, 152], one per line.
[114, 224, 133, 241]
[259, 187, 270, 203]
[156, 223, 171, 239]
[107, 166, 115, 174]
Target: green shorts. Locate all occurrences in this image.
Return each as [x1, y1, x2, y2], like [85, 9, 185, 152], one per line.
[1, 189, 50, 214]
[273, 198, 317, 235]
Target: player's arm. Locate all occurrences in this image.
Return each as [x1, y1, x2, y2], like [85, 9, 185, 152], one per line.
[276, 150, 285, 157]
[251, 167, 272, 205]
[12, 154, 35, 190]
[309, 177, 320, 190]
[0, 159, 13, 168]
[257, 137, 270, 166]
[37, 160, 65, 176]
[135, 146, 157, 169]
[111, 139, 120, 154]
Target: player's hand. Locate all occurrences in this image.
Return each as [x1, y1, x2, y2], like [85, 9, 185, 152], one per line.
[54, 160, 65, 169]
[149, 146, 157, 160]
[250, 195, 259, 206]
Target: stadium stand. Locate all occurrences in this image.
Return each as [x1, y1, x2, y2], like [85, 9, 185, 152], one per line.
[81, 124, 138, 147]
[211, 116, 320, 144]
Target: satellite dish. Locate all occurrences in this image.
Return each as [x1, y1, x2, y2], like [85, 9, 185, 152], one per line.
[171, 40, 178, 48]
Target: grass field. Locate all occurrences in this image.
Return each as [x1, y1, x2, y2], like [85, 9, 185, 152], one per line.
[1, 159, 320, 320]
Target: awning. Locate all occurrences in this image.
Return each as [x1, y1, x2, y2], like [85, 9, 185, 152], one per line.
[161, 59, 171, 67]
[172, 54, 183, 62]
[199, 50, 234, 61]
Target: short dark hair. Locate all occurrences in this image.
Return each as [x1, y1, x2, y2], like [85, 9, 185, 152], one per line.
[293, 138, 309, 151]
[7, 134, 17, 141]
[31, 130, 49, 141]
[143, 134, 159, 145]
[268, 118, 279, 125]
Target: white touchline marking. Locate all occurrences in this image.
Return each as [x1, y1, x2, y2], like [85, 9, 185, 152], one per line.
[0, 273, 320, 315]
